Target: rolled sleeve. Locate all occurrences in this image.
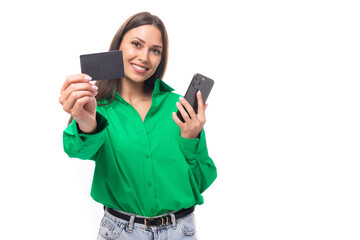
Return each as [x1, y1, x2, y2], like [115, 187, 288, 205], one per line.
[179, 136, 200, 161]
[179, 130, 217, 193]
[63, 112, 108, 160]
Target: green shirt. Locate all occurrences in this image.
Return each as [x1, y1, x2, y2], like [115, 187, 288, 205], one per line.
[63, 79, 217, 217]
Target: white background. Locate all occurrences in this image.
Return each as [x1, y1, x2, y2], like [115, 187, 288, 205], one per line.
[1, 0, 360, 239]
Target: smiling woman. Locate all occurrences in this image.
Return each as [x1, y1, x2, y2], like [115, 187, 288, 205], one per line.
[59, 12, 217, 240]
[127, 36, 163, 74]
[120, 25, 163, 84]
[95, 12, 169, 105]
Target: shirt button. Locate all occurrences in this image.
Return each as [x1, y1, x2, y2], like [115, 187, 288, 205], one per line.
[144, 153, 150, 159]
[147, 181, 152, 187]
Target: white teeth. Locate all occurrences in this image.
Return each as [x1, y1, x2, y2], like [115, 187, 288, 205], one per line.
[132, 64, 147, 71]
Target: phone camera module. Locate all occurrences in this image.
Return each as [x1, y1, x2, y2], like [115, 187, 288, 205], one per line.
[193, 75, 206, 89]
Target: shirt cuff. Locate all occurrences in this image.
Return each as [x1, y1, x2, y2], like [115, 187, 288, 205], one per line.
[64, 112, 108, 142]
[179, 131, 204, 160]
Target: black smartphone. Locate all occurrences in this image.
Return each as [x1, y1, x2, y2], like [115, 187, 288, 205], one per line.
[80, 50, 125, 80]
[177, 73, 215, 122]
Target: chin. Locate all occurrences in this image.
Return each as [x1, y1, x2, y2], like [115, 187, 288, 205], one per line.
[125, 75, 149, 84]
[129, 71, 156, 82]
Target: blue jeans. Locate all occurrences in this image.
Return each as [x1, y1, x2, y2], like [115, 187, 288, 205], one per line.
[97, 208, 198, 240]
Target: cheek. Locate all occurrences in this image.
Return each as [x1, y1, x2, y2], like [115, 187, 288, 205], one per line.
[121, 48, 136, 61]
[151, 55, 162, 69]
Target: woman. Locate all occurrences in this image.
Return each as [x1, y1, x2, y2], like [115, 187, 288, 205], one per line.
[59, 12, 217, 239]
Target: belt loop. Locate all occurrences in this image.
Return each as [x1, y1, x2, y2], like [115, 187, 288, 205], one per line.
[170, 213, 176, 229]
[128, 214, 135, 232]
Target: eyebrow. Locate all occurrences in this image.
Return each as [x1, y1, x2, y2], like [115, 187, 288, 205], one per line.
[132, 37, 163, 49]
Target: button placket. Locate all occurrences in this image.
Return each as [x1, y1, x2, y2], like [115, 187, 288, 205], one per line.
[141, 123, 157, 216]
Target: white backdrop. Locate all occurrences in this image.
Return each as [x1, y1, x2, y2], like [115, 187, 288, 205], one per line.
[1, 0, 360, 239]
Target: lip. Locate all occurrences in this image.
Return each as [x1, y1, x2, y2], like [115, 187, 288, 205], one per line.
[131, 63, 149, 73]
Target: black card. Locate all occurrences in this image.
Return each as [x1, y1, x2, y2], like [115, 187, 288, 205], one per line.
[80, 50, 125, 80]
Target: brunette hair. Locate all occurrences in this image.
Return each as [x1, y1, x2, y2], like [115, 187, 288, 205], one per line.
[95, 12, 169, 105]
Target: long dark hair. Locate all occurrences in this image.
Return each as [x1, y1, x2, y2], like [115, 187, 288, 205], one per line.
[95, 12, 169, 105]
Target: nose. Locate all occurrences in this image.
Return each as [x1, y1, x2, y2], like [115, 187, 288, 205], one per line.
[138, 49, 149, 63]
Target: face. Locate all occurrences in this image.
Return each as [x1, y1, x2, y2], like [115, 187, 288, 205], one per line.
[119, 25, 163, 84]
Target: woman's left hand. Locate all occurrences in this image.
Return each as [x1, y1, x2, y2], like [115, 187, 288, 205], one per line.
[172, 90, 208, 139]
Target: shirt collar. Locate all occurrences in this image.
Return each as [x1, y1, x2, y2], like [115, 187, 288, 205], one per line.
[153, 78, 174, 95]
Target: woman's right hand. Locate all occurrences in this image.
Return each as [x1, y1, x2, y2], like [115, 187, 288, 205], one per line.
[59, 74, 98, 133]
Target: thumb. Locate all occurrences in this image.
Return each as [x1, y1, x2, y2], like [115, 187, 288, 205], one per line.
[204, 103, 208, 111]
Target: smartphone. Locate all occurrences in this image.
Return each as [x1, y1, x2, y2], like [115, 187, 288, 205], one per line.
[177, 73, 214, 122]
[80, 50, 125, 80]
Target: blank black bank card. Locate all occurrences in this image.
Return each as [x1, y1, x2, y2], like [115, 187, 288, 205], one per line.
[80, 50, 125, 80]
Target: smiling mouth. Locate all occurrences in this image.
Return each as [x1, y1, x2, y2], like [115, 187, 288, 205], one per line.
[131, 63, 149, 73]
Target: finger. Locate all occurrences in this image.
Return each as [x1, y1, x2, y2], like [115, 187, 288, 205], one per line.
[205, 103, 208, 111]
[176, 101, 191, 122]
[172, 112, 185, 128]
[71, 96, 92, 118]
[61, 74, 92, 94]
[60, 82, 98, 105]
[62, 90, 97, 113]
[196, 90, 205, 116]
[179, 96, 197, 119]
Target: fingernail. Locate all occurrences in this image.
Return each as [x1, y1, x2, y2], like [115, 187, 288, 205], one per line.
[179, 96, 185, 102]
[176, 102, 181, 106]
[84, 75, 92, 81]
[92, 85, 98, 90]
[197, 90, 201, 95]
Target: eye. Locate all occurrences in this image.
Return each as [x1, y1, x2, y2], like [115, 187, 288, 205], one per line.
[131, 41, 141, 48]
[152, 48, 162, 55]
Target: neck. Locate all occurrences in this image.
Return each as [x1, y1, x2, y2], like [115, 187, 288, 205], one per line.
[118, 78, 153, 103]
